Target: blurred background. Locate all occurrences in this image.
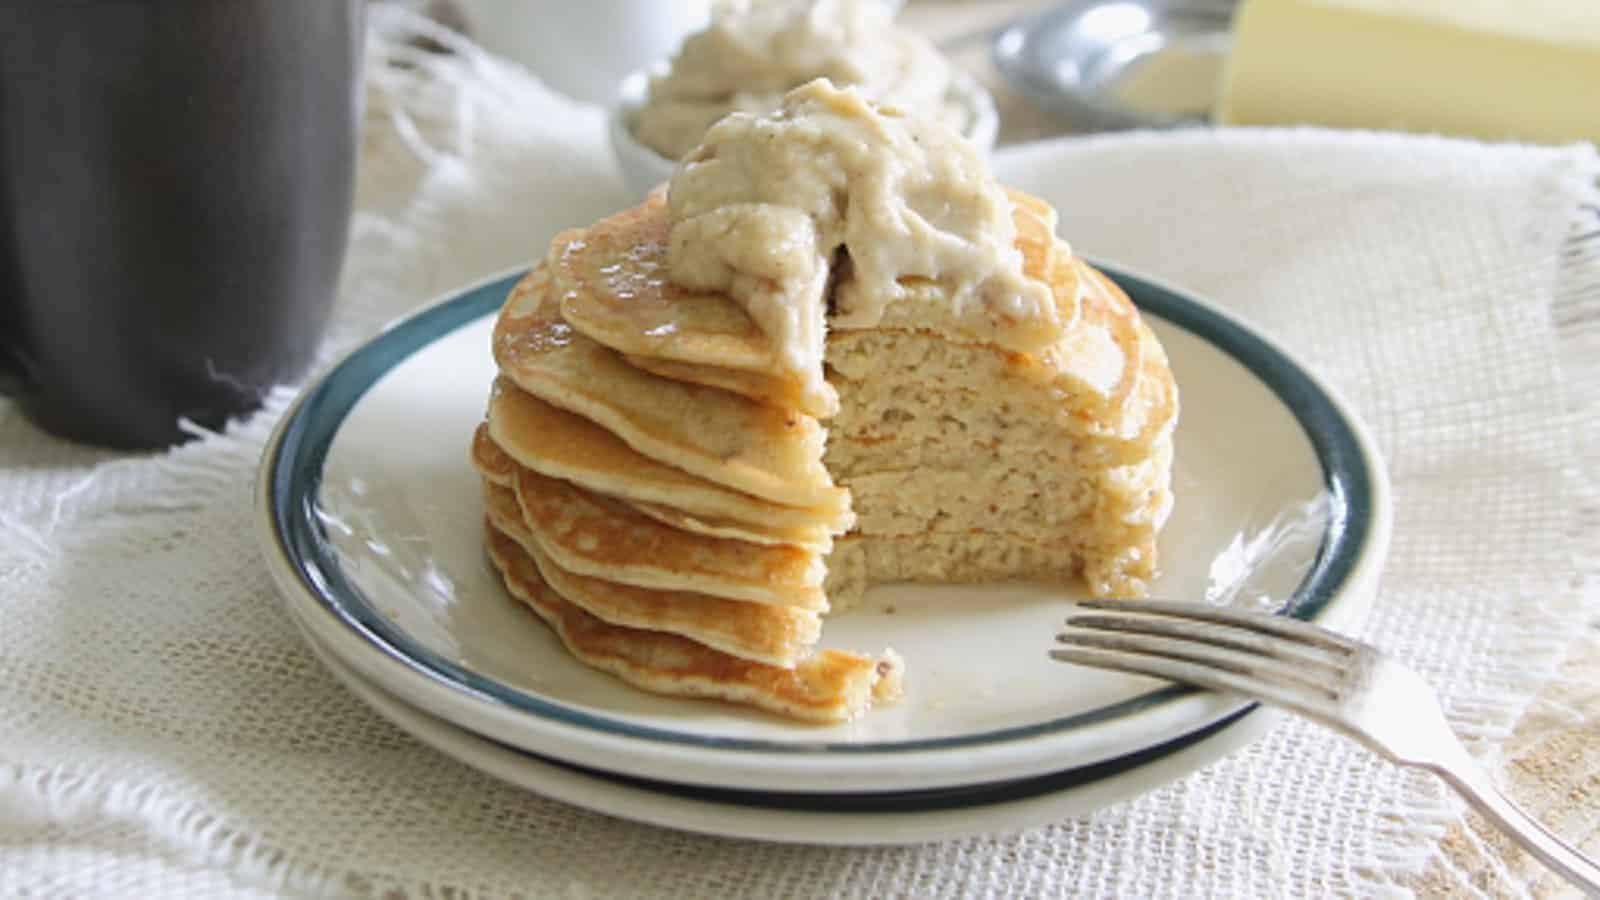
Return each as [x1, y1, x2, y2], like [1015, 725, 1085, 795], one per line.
[422, 0, 1599, 149]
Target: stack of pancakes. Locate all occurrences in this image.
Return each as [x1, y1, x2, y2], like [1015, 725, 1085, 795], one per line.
[472, 188, 1175, 723]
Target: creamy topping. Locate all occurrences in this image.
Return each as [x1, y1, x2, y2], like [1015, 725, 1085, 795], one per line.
[635, 0, 963, 160]
[667, 80, 1060, 412]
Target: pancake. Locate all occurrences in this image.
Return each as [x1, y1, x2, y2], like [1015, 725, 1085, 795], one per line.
[493, 271, 847, 510]
[482, 380, 848, 546]
[621, 497, 829, 550]
[486, 524, 901, 723]
[483, 481, 822, 666]
[478, 419, 832, 549]
[509, 465, 828, 609]
[1044, 259, 1146, 417]
[568, 187, 1074, 362]
[555, 189, 1066, 415]
[550, 193, 837, 421]
[590, 192, 1078, 418]
[472, 120, 1177, 724]
[486, 194, 1175, 616]
[549, 194, 774, 371]
[623, 353, 809, 412]
[471, 421, 517, 487]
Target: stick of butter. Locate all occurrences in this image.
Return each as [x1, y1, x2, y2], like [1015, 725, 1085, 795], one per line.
[1216, 0, 1600, 144]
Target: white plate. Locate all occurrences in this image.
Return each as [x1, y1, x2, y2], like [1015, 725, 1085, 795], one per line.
[257, 263, 1391, 794]
[301, 624, 1287, 844]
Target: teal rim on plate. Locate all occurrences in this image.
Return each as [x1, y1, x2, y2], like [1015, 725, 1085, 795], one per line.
[264, 264, 1375, 755]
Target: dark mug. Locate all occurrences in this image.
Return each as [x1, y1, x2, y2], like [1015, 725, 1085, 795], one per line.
[0, 0, 363, 449]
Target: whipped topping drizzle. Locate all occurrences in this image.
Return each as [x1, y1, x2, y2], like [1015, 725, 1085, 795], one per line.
[666, 79, 1061, 415]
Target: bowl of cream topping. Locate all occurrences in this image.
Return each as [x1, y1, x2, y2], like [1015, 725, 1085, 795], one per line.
[610, 0, 999, 198]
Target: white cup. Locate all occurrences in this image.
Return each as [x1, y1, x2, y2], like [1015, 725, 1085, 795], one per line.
[452, 0, 711, 105]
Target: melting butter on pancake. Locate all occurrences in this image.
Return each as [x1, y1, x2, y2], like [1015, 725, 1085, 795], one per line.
[485, 525, 901, 723]
[508, 466, 828, 609]
[482, 481, 822, 666]
[481, 380, 848, 546]
[494, 273, 847, 511]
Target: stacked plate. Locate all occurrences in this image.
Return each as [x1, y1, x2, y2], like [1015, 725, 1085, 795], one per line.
[256, 261, 1390, 844]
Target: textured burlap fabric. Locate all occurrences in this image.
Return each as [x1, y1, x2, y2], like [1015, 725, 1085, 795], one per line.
[2, 8, 1596, 896]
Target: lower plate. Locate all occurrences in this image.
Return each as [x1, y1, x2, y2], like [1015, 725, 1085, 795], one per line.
[304, 627, 1284, 844]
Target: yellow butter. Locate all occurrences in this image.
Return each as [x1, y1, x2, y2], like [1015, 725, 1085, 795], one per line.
[1216, 0, 1600, 144]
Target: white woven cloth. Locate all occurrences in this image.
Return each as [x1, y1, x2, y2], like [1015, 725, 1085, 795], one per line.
[2, 9, 1596, 897]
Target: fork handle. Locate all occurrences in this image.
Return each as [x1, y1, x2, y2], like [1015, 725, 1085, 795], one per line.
[1433, 755, 1600, 894]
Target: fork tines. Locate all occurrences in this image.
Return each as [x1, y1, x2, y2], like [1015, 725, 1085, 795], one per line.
[1053, 600, 1600, 891]
[1051, 597, 1363, 713]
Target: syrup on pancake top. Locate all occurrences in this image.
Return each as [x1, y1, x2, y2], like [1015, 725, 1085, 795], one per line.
[667, 78, 1062, 424]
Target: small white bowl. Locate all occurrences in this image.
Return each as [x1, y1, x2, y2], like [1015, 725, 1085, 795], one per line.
[609, 67, 1001, 198]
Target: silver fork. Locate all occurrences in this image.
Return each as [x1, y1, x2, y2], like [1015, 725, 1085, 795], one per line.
[1052, 598, 1600, 894]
